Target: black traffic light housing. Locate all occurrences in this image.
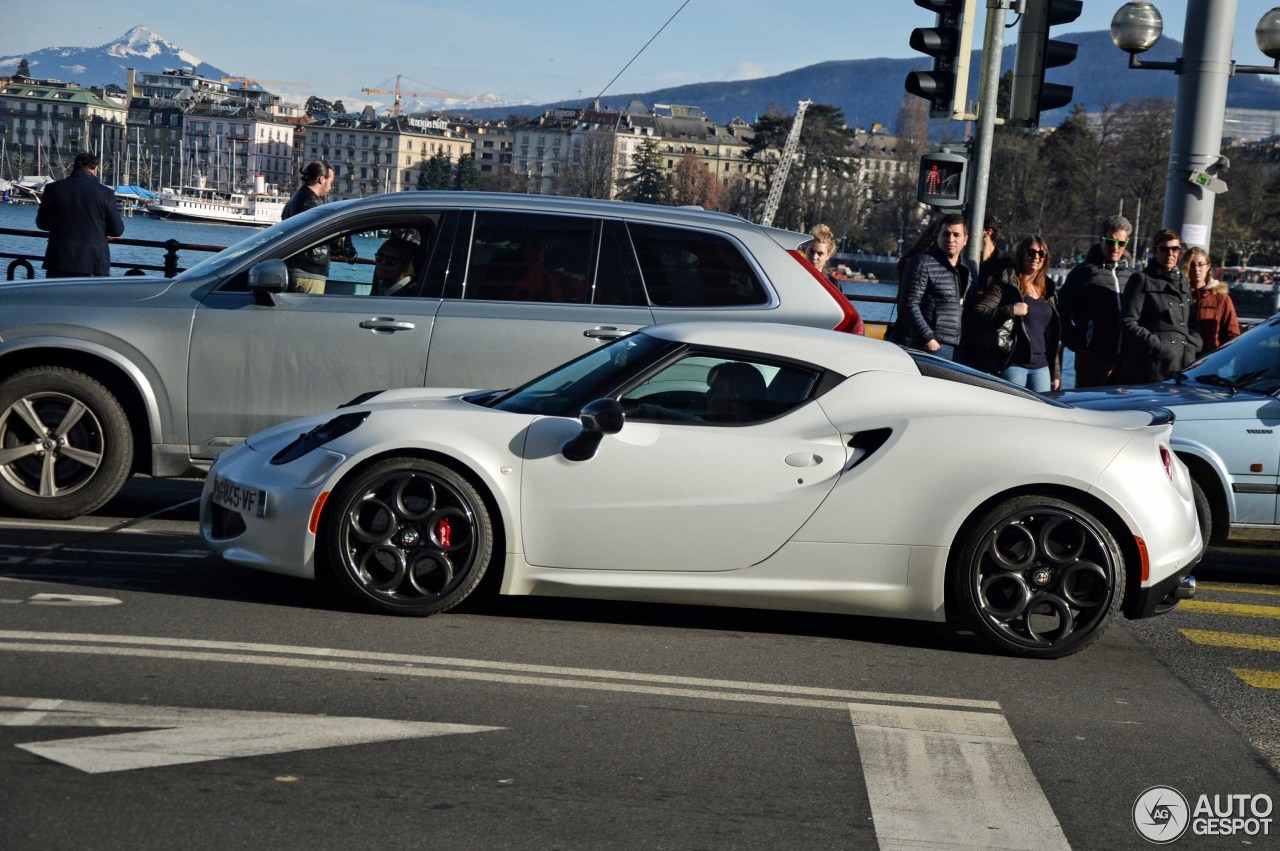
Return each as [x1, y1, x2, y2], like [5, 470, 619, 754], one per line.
[917, 149, 968, 208]
[1009, 0, 1083, 127]
[904, 0, 975, 119]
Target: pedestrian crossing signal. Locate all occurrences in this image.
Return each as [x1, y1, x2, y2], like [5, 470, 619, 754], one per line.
[917, 150, 967, 208]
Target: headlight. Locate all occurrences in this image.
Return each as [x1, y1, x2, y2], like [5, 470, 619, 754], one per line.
[270, 411, 369, 465]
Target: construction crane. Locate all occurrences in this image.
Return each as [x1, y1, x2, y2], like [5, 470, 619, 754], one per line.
[360, 74, 500, 117]
[220, 76, 311, 89]
[759, 99, 812, 228]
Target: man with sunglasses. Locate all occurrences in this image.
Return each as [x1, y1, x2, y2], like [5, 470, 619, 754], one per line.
[1119, 228, 1202, 384]
[1058, 215, 1133, 387]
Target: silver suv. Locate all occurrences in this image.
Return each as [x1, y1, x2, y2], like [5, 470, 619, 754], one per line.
[0, 191, 859, 518]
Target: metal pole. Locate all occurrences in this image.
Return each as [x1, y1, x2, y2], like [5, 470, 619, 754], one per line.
[1165, 0, 1234, 252]
[965, 0, 1010, 272]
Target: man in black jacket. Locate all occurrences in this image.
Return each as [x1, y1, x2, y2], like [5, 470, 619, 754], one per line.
[35, 152, 124, 278]
[896, 213, 969, 360]
[1121, 229, 1201, 383]
[1058, 215, 1132, 387]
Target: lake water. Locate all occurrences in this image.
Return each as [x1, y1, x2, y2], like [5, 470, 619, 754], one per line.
[0, 200, 1078, 387]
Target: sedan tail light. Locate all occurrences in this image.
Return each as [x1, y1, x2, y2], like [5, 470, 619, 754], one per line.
[1160, 445, 1174, 481]
[787, 249, 861, 333]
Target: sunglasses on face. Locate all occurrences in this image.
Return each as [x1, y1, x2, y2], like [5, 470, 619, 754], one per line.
[1025, 249, 1047, 258]
[1102, 237, 1129, 247]
[1157, 244, 1182, 254]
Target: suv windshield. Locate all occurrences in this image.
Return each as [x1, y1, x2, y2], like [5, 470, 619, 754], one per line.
[490, 332, 679, 417]
[1183, 316, 1280, 395]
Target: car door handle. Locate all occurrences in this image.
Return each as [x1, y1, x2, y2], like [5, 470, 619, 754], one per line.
[785, 452, 823, 467]
[583, 326, 631, 341]
[360, 318, 415, 332]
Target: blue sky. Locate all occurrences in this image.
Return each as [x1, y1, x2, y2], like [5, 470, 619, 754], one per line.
[2, 1, 1275, 106]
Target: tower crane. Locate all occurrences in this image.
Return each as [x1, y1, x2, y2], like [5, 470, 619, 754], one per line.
[759, 99, 812, 228]
[360, 74, 501, 117]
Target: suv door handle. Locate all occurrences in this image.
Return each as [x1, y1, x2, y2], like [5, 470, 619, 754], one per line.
[583, 326, 631, 341]
[360, 318, 415, 332]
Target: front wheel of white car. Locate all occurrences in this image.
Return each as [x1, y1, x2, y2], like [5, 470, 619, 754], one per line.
[954, 495, 1126, 659]
[320, 457, 494, 616]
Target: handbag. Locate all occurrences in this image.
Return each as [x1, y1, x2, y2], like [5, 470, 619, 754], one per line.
[993, 318, 1015, 353]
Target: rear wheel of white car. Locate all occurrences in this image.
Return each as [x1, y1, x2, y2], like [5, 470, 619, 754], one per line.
[0, 367, 133, 519]
[955, 495, 1126, 659]
[320, 457, 493, 616]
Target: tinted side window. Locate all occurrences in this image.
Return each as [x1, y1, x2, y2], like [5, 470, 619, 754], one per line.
[622, 353, 818, 424]
[463, 212, 594, 303]
[627, 223, 767, 308]
[593, 220, 646, 306]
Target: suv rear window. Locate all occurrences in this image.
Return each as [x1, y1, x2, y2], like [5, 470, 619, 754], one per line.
[464, 211, 594, 303]
[627, 223, 767, 308]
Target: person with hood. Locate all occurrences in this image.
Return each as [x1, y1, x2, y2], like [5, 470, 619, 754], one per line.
[1120, 229, 1202, 383]
[1058, 215, 1132, 387]
[1182, 246, 1240, 357]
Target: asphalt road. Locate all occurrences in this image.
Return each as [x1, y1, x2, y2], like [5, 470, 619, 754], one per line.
[0, 478, 1277, 850]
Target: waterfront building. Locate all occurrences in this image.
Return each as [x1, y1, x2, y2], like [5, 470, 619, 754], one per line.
[182, 104, 296, 193]
[0, 76, 127, 181]
[301, 113, 472, 199]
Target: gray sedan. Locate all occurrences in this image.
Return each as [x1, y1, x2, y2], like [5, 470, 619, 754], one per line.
[0, 192, 859, 518]
[1059, 313, 1280, 546]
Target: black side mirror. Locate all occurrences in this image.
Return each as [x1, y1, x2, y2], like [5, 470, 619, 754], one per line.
[248, 259, 290, 306]
[562, 398, 624, 462]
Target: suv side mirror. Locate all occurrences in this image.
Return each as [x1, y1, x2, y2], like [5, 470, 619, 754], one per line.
[249, 259, 290, 305]
[561, 398, 625, 462]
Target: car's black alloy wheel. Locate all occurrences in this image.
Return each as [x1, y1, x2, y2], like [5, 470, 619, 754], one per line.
[0, 366, 133, 519]
[321, 457, 494, 616]
[956, 495, 1125, 659]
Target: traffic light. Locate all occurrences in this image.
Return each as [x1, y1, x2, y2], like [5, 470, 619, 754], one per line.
[903, 0, 976, 120]
[1009, 0, 1083, 127]
[917, 150, 967, 208]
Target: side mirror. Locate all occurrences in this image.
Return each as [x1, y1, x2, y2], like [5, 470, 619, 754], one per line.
[562, 398, 624, 462]
[248, 259, 290, 305]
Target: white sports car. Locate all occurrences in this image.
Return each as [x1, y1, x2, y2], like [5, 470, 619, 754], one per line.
[201, 322, 1201, 658]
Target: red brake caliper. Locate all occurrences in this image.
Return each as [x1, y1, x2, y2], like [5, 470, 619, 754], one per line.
[435, 517, 452, 548]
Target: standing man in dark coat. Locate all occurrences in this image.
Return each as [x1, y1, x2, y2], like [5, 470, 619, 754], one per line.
[896, 213, 969, 361]
[1058, 215, 1132, 387]
[1121, 229, 1201, 384]
[35, 152, 124, 278]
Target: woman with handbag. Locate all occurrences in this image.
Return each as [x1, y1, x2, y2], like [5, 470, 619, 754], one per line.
[963, 236, 1062, 392]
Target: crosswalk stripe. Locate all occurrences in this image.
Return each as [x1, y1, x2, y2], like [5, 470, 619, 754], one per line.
[1177, 600, 1280, 620]
[850, 704, 1069, 850]
[1230, 669, 1280, 690]
[1195, 582, 1280, 597]
[1181, 629, 1280, 652]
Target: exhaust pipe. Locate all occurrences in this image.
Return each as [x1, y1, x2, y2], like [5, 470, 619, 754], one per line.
[1174, 575, 1196, 600]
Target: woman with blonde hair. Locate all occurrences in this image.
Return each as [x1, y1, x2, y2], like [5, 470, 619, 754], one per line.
[803, 224, 864, 335]
[964, 235, 1062, 391]
[1182, 247, 1240, 356]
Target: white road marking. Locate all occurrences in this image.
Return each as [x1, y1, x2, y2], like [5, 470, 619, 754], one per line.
[850, 704, 1070, 850]
[0, 631, 1001, 710]
[0, 696, 502, 774]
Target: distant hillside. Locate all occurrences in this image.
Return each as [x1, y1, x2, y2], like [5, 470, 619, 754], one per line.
[460, 30, 1280, 128]
[0, 25, 227, 88]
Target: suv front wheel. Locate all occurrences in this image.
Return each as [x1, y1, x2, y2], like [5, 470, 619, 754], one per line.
[0, 366, 133, 519]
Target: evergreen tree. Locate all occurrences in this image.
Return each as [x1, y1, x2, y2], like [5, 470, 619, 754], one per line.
[332, 100, 347, 115]
[16, 58, 30, 77]
[619, 138, 664, 204]
[453, 153, 480, 190]
[423, 149, 452, 190]
[304, 96, 334, 117]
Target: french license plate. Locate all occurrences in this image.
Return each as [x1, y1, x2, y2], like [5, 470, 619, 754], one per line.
[210, 474, 267, 518]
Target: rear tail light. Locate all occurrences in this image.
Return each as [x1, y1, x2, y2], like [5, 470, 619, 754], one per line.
[1160, 445, 1174, 481]
[788, 249, 861, 333]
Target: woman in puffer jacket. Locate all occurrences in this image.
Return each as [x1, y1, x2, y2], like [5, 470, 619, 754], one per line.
[963, 236, 1062, 392]
[1121, 229, 1203, 383]
[1182, 246, 1240, 357]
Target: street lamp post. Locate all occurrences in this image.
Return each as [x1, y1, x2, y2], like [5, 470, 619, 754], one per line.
[1110, 1, 1280, 255]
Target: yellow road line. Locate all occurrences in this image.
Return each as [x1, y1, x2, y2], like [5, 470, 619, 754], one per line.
[1181, 629, 1280, 652]
[1231, 669, 1280, 690]
[1195, 582, 1280, 597]
[1177, 600, 1280, 620]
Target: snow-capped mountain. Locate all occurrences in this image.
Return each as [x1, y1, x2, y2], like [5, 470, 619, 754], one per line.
[0, 25, 227, 88]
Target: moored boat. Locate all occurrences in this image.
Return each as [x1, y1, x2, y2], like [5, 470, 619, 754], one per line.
[148, 175, 285, 227]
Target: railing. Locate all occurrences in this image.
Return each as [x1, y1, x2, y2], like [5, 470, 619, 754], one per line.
[0, 227, 229, 280]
